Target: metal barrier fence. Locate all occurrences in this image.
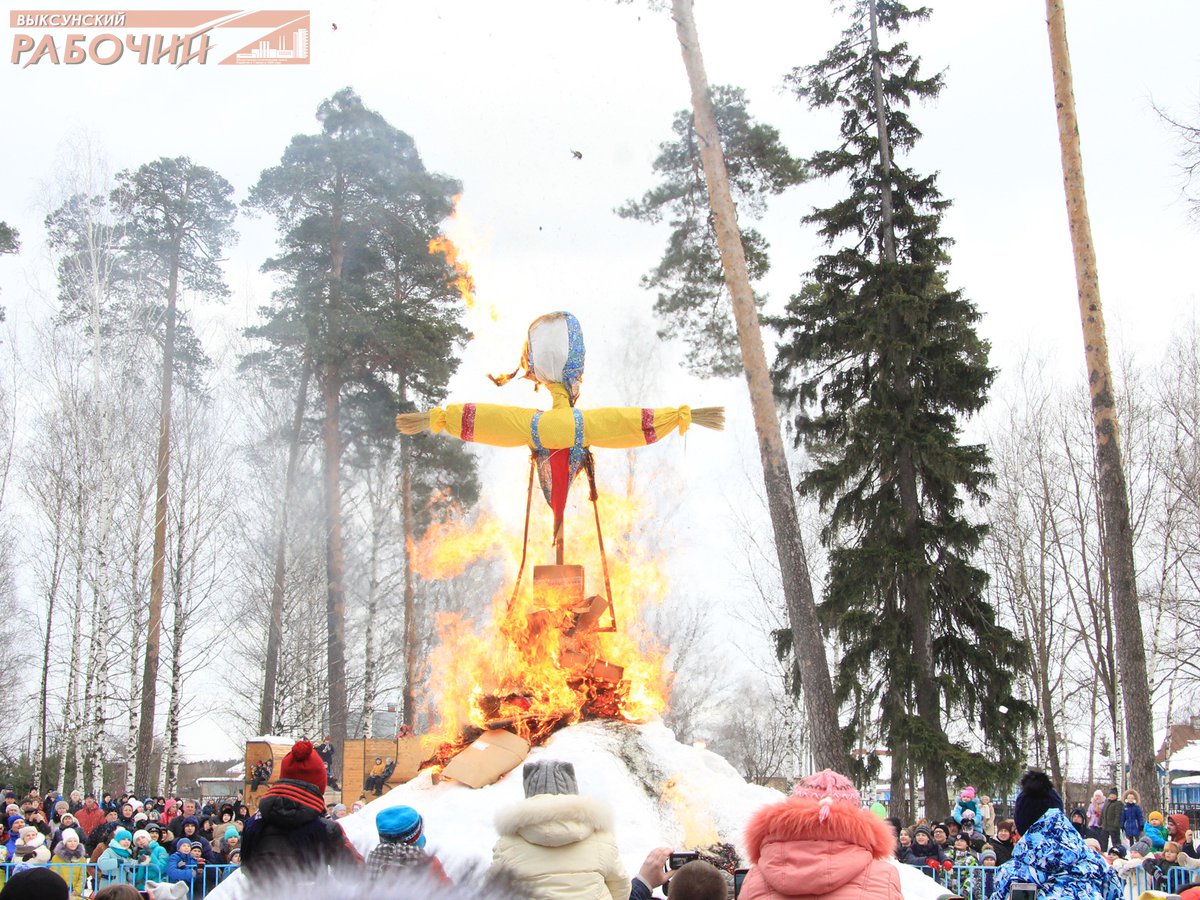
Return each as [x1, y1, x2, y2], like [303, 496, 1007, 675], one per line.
[0, 861, 239, 898]
[915, 864, 1200, 899]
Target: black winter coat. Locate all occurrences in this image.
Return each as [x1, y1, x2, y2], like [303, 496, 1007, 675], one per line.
[240, 779, 359, 879]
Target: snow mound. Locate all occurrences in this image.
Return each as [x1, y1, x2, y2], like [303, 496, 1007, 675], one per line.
[209, 720, 948, 899]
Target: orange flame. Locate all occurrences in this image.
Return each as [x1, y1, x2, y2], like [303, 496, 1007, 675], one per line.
[416, 489, 672, 754]
[429, 194, 491, 318]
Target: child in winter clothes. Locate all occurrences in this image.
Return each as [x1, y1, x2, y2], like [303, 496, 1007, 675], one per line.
[96, 827, 133, 885]
[905, 825, 947, 868]
[1145, 811, 1168, 851]
[1087, 790, 1106, 829]
[51, 827, 87, 898]
[1121, 790, 1145, 844]
[1143, 840, 1185, 890]
[165, 838, 198, 886]
[490, 760, 627, 900]
[953, 787, 981, 825]
[366, 806, 449, 882]
[948, 835, 982, 900]
[739, 769, 903, 900]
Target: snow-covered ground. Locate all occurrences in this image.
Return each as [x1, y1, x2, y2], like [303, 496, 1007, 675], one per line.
[209, 720, 949, 899]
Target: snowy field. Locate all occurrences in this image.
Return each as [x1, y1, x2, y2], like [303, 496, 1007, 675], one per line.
[210, 720, 949, 899]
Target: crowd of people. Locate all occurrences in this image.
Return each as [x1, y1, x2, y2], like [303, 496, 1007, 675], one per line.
[886, 776, 1200, 899]
[2, 746, 1197, 900]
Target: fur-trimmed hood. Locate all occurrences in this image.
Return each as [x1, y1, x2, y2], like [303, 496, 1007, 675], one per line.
[740, 797, 902, 900]
[494, 794, 613, 848]
[745, 796, 895, 863]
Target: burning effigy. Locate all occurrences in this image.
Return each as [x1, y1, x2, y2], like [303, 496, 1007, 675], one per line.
[396, 312, 724, 780]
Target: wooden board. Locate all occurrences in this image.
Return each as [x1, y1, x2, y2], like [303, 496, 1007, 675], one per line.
[341, 736, 425, 802]
[243, 741, 293, 813]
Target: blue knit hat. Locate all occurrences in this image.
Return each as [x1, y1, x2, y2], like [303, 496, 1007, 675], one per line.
[376, 805, 425, 847]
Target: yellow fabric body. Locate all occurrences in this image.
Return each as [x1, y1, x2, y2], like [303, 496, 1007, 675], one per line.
[427, 387, 692, 451]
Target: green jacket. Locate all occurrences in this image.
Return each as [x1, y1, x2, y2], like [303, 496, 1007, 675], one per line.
[1099, 798, 1123, 831]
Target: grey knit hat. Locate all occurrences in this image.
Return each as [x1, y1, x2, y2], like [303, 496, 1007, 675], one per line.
[1130, 839, 1151, 857]
[522, 760, 578, 798]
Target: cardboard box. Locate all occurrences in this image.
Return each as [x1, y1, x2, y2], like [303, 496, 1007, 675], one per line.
[440, 729, 530, 789]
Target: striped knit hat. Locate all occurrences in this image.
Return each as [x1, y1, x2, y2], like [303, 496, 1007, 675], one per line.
[279, 740, 327, 794]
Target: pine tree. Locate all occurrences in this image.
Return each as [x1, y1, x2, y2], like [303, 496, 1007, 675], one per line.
[247, 88, 477, 756]
[109, 158, 235, 795]
[618, 85, 804, 376]
[772, 0, 1031, 817]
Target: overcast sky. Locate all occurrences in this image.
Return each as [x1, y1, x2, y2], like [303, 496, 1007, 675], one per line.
[2, 1, 1198, 765]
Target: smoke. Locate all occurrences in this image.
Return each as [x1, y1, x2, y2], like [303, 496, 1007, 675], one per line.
[209, 863, 518, 900]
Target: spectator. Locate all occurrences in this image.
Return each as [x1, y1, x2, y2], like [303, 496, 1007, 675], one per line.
[631, 847, 679, 899]
[960, 810, 986, 850]
[50, 812, 79, 849]
[67, 792, 82, 815]
[14, 824, 51, 864]
[219, 825, 241, 863]
[980, 794, 997, 838]
[175, 817, 213, 859]
[991, 819, 1017, 865]
[932, 823, 950, 851]
[657, 860, 726, 900]
[1120, 790, 1144, 845]
[490, 759, 627, 900]
[134, 828, 168, 884]
[5, 815, 25, 859]
[50, 826, 87, 896]
[989, 770, 1120, 900]
[1070, 808, 1103, 844]
[316, 736, 339, 791]
[948, 833, 979, 867]
[1145, 811, 1168, 851]
[1143, 840, 1186, 890]
[96, 827, 133, 888]
[0, 867, 70, 900]
[93, 886, 142, 900]
[167, 800, 198, 840]
[954, 787, 980, 825]
[364, 757, 386, 794]
[1098, 788, 1122, 852]
[240, 739, 361, 880]
[739, 769, 901, 900]
[905, 825, 947, 868]
[898, 827, 913, 858]
[1169, 814, 1199, 859]
[366, 806, 449, 882]
[1086, 791, 1105, 831]
[164, 838, 198, 888]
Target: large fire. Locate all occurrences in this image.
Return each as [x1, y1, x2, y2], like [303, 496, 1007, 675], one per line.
[428, 194, 498, 321]
[412, 485, 672, 765]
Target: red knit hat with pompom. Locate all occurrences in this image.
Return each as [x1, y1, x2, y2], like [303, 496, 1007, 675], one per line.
[279, 740, 327, 793]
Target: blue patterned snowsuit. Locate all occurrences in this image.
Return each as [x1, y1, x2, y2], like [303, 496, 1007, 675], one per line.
[988, 808, 1122, 900]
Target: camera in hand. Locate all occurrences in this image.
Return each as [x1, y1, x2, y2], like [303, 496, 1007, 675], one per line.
[1009, 883, 1038, 900]
[734, 868, 749, 898]
[668, 850, 700, 870]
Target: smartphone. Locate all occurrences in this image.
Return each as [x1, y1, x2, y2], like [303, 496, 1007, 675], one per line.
[668, 851, 700, 869]
[734, 868, 749, 898]
[1010, 883, 1038, 900]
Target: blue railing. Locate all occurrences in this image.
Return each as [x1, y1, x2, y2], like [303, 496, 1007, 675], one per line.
[0, 861, 239, 898]
[911, 864, 1200, 899]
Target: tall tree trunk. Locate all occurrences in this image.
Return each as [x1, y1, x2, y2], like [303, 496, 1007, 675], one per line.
[260, 365, 310, 734]
[670, 0, 846, 772]
[36, 515, 64, 796]
[1044, 0, 1156, 803]
[322, 367, 348, 770]
[161, 503, 188, 797]
[401, 434, 417, 728]
[362, 468, 384, 740]
[137, 246, 180, 793]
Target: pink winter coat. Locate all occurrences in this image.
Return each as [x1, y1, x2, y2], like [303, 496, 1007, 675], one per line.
[740, 796, 903, 900]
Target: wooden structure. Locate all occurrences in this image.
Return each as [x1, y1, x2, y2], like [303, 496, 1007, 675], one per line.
[243, 740, 292, 812]
[341, 736, 424, 802]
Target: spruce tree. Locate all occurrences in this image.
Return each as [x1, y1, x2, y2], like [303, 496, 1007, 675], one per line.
[772, 0, 1031, 817]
